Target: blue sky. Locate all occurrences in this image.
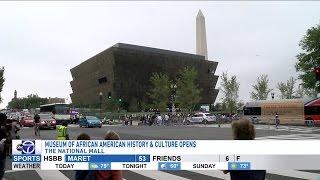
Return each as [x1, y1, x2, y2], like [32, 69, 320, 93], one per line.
[1, 1, 320, 108]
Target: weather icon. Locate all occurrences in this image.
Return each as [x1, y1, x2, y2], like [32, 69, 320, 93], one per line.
[90, 163, 99, 169]
[160, 163, 166, 169]
[231, 163, 237, 170]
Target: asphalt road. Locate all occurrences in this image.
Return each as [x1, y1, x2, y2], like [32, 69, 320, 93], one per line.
[3, 124, 320, 180]
[16, 124, 303, 141]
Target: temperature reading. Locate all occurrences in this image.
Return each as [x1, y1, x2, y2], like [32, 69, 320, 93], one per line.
[100, 163, 109, 169]
[240, 163, 248, 168]
[138, 155, 147, 162]
[170, 163, 179, 169]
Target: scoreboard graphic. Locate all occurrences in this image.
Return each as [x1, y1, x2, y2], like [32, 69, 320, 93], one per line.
[12, 140, 320, 170]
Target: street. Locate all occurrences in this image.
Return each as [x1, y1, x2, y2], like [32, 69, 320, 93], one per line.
[3, 124, 320, 180]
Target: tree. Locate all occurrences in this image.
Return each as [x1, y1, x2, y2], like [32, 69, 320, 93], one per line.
[7, 94, 48, 109]
[277, 77, 296, 99]
[250, 74, 273, 100]
[0, 67, 4, 103]
[237, 101, 244, 109]
[147, 73, 171, 112]
[294, 85, 305, 98]
[175, 67, 201, 112]
[214, 103, 222, 112]
[295, 23, 320, 94]
[304, 88, 318, 98]
[220, 72, 240, 113]
[104, 97, 120, 112]
[128, 97, 139, 112]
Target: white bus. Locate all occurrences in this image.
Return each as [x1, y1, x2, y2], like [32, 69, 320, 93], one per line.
[40, 103, 71, 124]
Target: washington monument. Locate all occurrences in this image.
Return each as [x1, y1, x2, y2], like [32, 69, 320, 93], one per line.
[196, 9, 208, 60]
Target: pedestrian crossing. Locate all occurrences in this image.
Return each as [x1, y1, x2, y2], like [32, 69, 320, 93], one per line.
[256, 133, 320, 140]
[190, 123, 320, 133]
[4, 169, 320, 180]
[61, 123, 320, 134]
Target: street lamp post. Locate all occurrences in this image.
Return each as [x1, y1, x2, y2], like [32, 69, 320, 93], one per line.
[170, 84, 177, 115]
[99, 92, 103, 119]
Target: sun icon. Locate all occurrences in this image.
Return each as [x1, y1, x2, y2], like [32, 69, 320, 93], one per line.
[231, 163, 237, 170]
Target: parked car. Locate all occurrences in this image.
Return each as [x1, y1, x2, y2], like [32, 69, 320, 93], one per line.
[184, 112, 217, 124]
[102, 117, 114, 125]
[79, 116, 102, 128]
[8, 112, 20, 121]
[20, 116, 34, 127]
[38, 114, 56, 129]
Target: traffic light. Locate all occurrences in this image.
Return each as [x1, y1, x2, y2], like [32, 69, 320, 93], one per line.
[315, 67, 320, 81]
[118, 96, 122, 102]
[108, 92, 112, 99]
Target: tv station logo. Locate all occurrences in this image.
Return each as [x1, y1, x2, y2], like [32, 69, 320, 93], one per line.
[12, 140, 42, 170]
[16, 140, 36, 154]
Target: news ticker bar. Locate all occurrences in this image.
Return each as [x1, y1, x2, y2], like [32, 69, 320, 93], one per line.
[11, 140, 320, 170]
[12, 154, 320, 170]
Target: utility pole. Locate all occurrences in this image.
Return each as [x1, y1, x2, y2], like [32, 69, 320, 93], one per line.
[99, 92, 103, 119]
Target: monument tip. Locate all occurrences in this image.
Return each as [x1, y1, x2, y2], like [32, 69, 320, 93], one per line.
[197, 9, 204, 18]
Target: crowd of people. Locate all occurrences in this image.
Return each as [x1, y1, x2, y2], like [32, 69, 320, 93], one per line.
[137, 113, 171, 126]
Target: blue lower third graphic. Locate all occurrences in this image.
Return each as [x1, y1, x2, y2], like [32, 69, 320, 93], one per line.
[158, 162, 181, 170]
[228, 162, 251, 170]
[89, 162, 111, 170]
[66, 155, 150, 162]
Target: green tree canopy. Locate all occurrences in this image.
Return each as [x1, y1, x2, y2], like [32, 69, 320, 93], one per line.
[104, 97, 120, 112]
[128, 97, 139, 112]
[250, 74, 273, 100]
[277, 77, 296, 99]
[175, 67, 201, 112]
[214, 103, 222, 112]
[295, 23, 320, 95]
[7, 94, 48, 109]
[0, 67, 4, 103]
[220, 72, 240, 113]
[294, 84, 304, 98]
[147, 73, 171, 112]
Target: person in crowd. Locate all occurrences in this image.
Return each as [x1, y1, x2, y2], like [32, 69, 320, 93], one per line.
[139, 115, 146, 126]
[129, 115, 133, 126]
[124, 115, 129, 126]
[85, 131, 122, 180]
[156, 114, 162, 126]
[75, 133, 91, 180]
[34, 114, 40, 137]
[147, 114, 151, 126]
[75, 114, 80, 124]
[275, 113, 280, 128]
[0, 113, 9, 179]
[5, 119, 12, 158]
[164, 114, 169, 126]
[11, 119, 20, 139]
[6, 119, 20, 158]
[57, 121, 69, 140]
[223, 119, 266, 180]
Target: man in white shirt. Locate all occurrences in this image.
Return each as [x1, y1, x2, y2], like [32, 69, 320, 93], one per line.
[164, 114, 169, 125]
[157, 115, 162, 126]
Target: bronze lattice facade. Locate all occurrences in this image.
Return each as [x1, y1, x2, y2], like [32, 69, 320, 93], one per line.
[70, 43, 219, 109]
